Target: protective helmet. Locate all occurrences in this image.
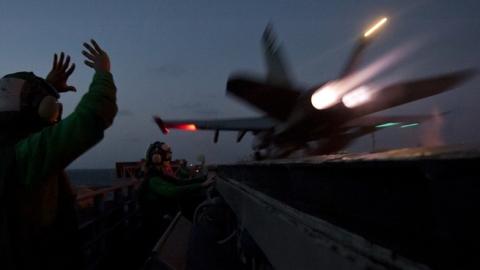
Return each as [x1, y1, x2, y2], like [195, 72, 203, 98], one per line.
[0, 72, 61, 142]
[145, 141, 172, 166]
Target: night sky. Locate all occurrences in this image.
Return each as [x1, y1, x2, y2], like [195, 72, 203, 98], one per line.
[1, 0, 479, 168]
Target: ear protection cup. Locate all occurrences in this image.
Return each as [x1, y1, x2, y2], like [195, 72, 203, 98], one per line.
[57, 102, 63, 122]
[146, 141, 162, 166]
[161, 143, 172, 161]
[38, 95, 61, 123]
[146, 141, 174, 166]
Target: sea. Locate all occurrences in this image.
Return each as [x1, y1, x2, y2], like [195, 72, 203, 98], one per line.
[67, 168, 121, 187]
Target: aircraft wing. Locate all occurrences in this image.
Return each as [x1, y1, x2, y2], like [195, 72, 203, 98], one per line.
[343, 114, 445, 129]
[226, 76, 301, 120]
[153, 115, 276, 134]
[351, 69, 475, 115]
[339, 40, 369, 78]
[312, 114, 439, 154]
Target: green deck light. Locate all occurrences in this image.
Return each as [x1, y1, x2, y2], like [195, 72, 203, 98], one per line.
[376, 122, 400, 128]
[400, 123, 419, 128]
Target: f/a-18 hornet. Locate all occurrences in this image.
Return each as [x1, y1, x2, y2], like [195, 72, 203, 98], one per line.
[154, 17, 474, 159]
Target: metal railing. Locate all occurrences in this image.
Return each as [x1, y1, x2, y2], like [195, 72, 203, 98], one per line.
[76, 178, 141, 269]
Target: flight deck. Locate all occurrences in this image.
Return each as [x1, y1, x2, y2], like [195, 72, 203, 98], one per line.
[214, 145, 480, 270]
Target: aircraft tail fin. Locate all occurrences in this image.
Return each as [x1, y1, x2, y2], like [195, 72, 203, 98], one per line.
[339, 40, 369, 78]
[339, 17, 388, 78]
[262, 23, 293, 88]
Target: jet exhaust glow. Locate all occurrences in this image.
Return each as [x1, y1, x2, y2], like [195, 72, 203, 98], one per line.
[364, 17, 388, 38]
[311, 83, 340, 110]
[311, 41, 417, 112]
[342, 86, 372, 108]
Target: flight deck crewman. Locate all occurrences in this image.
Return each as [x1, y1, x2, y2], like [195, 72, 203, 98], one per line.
[139, 141, 214, 223]
[0, 40, 116, 269]
[135, 142, 214, 266]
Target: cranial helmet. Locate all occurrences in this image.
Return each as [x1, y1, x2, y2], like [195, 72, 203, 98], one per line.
[145, 141, 172, 165]
[0, 72, 61, 142]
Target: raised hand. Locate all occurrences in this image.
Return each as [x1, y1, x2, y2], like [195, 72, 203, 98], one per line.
[46, 52, 76, 92]
[82, 39, 110, 72]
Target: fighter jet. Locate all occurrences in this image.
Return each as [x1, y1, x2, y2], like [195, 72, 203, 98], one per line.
[154, 17, 474, 159]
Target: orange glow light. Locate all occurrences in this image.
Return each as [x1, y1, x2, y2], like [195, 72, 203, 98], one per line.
[177, 124, 197, 131]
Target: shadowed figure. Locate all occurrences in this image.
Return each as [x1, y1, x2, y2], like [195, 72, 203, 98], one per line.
[0, 40, 116, 270]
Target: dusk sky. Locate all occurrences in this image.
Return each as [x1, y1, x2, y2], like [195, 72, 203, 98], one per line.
[1, 0, 479, 168]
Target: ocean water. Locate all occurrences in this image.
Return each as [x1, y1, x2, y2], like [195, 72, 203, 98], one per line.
[67, 168, 120, 187]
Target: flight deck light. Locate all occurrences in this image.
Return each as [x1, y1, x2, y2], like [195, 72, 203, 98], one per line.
[364, 17, 388, 38]
[176, 124, 198, 131]
[401, 123, 419, 128]
[376, 122, 399, 128]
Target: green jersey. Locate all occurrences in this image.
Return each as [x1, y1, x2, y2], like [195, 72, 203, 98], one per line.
[6, 71, 117, 269]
